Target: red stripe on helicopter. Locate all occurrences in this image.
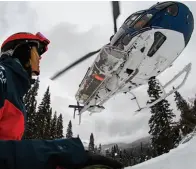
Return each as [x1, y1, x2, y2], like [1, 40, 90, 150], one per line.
[93, 74, 105, 81]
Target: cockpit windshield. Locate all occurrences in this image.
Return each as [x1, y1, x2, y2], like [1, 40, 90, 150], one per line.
[134, 13, 153, 29]
[124, 10, 147, 27]
[154, 2, 175, 10]
[123, 2, 178, 31]
[133, 10, 146, 15]
[124, 11, 153, 29]
[124, 14, 141, 27]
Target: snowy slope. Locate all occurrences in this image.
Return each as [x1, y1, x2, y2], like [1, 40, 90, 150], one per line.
[125, 136, 196, 169]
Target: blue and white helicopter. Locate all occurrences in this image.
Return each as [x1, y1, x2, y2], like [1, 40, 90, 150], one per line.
[51, 1, 194, 124]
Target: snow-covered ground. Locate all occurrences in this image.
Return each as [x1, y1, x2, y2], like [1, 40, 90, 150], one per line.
[125, 135, 196, 169]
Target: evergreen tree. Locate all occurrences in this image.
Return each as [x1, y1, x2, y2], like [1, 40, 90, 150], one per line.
[44, 108, 52, 139]
[147, 77, 176, 157]
[145, 148, 152, 161]
[118, 149, 123, 164]
[88, 133, 95, 152]
[114, 144, 122, 162]
[98, 143, 102, 154]
[121, 149, 129, 167]
[66, 120, 73, 138]
[129, 149, 135, 166]
[139, 142, 145, 163]
[94, 145, 98, 153]
[35, 86, 51, 139]
[105, 149, 111, 158]
[174, 90, 190, 112]
[114, 144, 120, 158]
[56, 114, 64, 138]
[110, 144, 120, 159]
[111, 146, 115, 158]
[188, 97, 196, 125]
[170, 122, 181, 147]
[50, 111, 57, 139]
[23, 78, 39, 139]
[174, 90, 193, 135]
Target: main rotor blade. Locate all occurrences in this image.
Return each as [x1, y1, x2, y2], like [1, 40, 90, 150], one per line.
[50, 49, 101, 80]
[112, 1, 120, 33]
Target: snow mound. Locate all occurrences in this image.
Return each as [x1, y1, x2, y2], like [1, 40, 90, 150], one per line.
[125, 135, 196, 169]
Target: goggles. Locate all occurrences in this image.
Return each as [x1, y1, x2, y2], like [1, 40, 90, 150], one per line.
[35, 32, 50, 55]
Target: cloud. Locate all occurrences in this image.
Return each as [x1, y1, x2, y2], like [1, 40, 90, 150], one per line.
[0, 1, 37, 42]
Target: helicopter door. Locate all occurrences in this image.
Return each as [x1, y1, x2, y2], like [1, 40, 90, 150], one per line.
[135, 31, 167, 79]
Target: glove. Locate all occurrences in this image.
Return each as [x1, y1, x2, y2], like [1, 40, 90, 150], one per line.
[83, 151, 124, 169]
[0, 138, 88, 169]
[55, 151, 124, 169]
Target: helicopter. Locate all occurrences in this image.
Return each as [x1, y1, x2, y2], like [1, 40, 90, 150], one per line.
[51, 1, 194, 124]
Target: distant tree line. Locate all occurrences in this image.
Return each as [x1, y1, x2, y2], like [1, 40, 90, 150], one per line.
[87, 132, 153, 167]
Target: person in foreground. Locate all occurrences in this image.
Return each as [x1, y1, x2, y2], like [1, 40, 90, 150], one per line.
[0, 32, 124, 169]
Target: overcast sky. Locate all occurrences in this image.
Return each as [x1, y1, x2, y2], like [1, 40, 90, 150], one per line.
[1, 1, 196, 145]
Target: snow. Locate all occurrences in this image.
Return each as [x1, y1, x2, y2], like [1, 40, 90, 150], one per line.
[125, 135, 196, 169]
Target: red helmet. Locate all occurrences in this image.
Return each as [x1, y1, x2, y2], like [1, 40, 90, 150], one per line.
[1, 32, 50, 55]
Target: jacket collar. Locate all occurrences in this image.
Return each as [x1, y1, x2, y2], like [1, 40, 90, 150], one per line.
[0, 56, 31, 97]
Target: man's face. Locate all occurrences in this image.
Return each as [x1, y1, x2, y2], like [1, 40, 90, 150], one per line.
[30, 46, 41, 76]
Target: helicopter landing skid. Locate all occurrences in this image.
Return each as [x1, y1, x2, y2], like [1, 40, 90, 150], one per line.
[129, 63, 192, 113]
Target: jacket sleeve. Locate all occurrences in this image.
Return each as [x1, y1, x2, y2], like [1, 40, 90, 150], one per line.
[0, 137, 88, 169]
[0, 65, 6, 120]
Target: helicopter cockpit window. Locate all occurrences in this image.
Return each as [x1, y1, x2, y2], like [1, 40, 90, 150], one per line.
[147, 32, 166, 57]
[166, 4, 178, 16]
[125, 14, 141, 27]
[134, 13, 153, 29]
[154, 2, 175, 10]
